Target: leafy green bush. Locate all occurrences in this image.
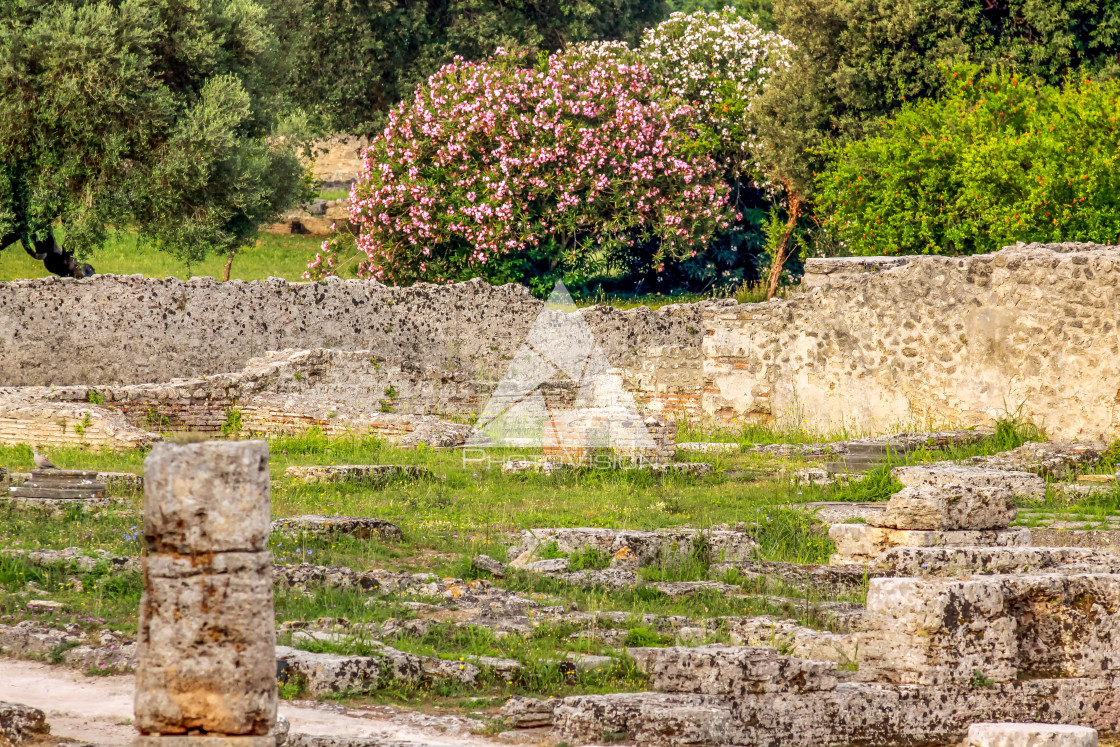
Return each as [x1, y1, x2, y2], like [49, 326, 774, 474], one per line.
[818, 67, 1120, 255]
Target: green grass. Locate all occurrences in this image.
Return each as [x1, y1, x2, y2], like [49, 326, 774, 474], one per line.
[0, 231, 325, 282]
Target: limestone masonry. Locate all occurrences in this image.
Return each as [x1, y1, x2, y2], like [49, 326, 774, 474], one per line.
[1, 242, 1117, 440]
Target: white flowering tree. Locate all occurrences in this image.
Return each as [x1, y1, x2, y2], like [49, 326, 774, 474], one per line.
[638, 9, 793, 176]
[578, 11, 799, 295]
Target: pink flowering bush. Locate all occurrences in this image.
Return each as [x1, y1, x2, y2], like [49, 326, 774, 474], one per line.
[305, 48, 732, 289]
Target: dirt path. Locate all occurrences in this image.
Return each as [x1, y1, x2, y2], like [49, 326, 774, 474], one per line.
[0, 657, 506, 746]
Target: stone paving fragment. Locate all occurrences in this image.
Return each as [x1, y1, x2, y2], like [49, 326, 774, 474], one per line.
[471, 554, 506, 577]
[551, 692, 736, 747]
[1, 546, 141, 572]
[281, 465, 430, 485]
[869, 546, 1120, 576]
[627, 644, 837, 695]
[275, 645, 479, 697]
[499, 696, 556, 728]
[506, 527, 757, 568]
[270, 515, 402, 542]
[965, 722, 1098, 747]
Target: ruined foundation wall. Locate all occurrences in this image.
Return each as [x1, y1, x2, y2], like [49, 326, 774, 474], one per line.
[0, 276, 712, 419]
[703, 243, 1120, 441]
[2, 244, 1118, 439]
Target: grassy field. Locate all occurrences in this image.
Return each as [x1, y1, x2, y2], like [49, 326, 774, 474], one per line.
[0, 230, 778, 309]
[0, 232, 326, 282]
[2, 423, 1110, 706]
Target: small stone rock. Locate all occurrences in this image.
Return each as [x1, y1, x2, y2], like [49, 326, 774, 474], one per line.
[522, 558, 569, 574]
[0, 701, 49, 746]
[499, 696, 556, 728]
[471, 554, 506, 577]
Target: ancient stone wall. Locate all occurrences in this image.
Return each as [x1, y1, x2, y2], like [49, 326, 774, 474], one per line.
[2, 243, 1117, 439]
[704, 243, 1120, 440]
[0, 276, 712, 419]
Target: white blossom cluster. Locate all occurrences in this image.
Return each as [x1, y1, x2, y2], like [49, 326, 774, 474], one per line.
[638, 9, 794, 168]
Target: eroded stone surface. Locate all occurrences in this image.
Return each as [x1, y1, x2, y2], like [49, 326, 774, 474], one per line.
[275, 645, 479, 696]
[869, 546, 1120, 576]
[506, 527, 757, 568]
[829, 524, 1031, 564]
[860, 574, 1120, 686]
[965, 722, 1098, 747]
[137, 440, 276, 737]
[959, 441, 1108, 480]
[281, 465, 429, 485]
[869, 484, 1016, 531]
[270, 515, 402, 542]
[628, 645, 837, 695]
[144, 441, 271, 555]
[500, 697, 556, 729]
[136, 556, 277, 734]
[892, 464, 1046, 499]
[0, 700, 49, 746]
[553, 678, 1120, 747]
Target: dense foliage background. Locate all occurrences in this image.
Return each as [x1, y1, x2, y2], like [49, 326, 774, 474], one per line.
[3, 0, 1120, 288]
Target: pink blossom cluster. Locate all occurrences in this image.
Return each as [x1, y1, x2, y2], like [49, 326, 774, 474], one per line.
[305, 48, 732, 284]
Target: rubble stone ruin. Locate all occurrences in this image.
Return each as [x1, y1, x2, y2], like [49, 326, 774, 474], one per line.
[134, 440, 276, 745]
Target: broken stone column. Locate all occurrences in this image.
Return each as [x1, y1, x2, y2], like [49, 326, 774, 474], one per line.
[134, 440, 276, 746]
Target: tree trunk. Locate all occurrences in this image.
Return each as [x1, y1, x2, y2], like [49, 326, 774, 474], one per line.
[765, 189, 802, 300]
[223, 250, 236, 282]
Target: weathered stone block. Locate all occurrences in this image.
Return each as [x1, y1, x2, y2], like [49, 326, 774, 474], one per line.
[281, 465, 429, 485]
[143, 441, 270, 554]
[869, 546, 1120, 576]
[133, 738, 276, 746]
[869, 484, 1015, 531]
[506, 527, 756, 567]
[627, 644, 837, 695]
[959, 440, 1108, 480]
[135, 555, 277, 735]
[551, 692, 736, 747]
[0, 701, 49, 746]
[270, 515, 401, 542]
[829, 524, 1030, 564]
[275, 645, 478, 697]
[965, 722, 1098, 747]
[859, 574, 1120, 686]
[892, 464, 1046, 499]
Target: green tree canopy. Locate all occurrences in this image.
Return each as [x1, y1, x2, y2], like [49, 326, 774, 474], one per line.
[817, 67, 1120, 255]
[756, 0, 1120, 204]
[0, 0, 307, 276]
[283, 0, 669, 139]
